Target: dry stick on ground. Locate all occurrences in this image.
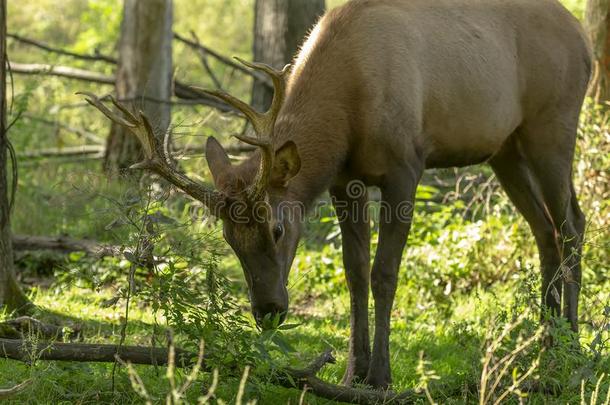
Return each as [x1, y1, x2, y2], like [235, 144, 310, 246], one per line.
[0, 317, 68, 340]
[0, 339, 419, 404]
[0, 379, 32, 400]
[0, 338, 195, 368]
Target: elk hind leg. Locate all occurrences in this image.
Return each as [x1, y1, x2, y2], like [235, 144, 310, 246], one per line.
[490, 134, 564, 321]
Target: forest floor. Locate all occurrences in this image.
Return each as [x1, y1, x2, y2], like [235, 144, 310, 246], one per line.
[1, 102, 609, 402]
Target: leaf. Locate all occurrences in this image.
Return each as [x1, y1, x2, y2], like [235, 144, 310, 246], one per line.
[278, 323, 301, 331]
[272, 334, 296, 354]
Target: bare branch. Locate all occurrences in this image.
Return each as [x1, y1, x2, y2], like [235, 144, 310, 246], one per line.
[174, 32, 272, 88]
[10, 62, 114, 85]
[7, 33, 117, 64]
[188, 31, 223, 90]
[9, 62, 237, 113]
[20, 145, 104, 159]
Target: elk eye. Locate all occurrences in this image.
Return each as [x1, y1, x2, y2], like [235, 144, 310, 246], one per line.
[273, 223, 284, 242]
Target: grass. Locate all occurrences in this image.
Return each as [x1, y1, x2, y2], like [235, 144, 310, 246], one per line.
[1, 264, 608, 404]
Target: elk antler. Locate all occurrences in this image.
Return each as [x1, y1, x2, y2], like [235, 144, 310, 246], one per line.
[190, 58, 291, 202]
[77, 92, 225, 212]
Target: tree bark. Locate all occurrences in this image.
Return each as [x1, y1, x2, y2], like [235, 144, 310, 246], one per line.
[0, 0, 31, 314]
[251, 0, 325, 111]
[586, 0, 610, 102]
[104, 0, 173, 175]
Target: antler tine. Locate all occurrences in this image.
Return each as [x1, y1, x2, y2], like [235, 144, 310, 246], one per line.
[79, 92, 225, 212]
[77, 92, 136, 129]
[234, 57, 291, 132]
[191, 58, 291, 203]
[189, 87, 265, 132]
[234, 134, 274, 201]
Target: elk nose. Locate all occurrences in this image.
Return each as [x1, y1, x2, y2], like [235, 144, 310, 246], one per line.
[253, 303, 287, 329]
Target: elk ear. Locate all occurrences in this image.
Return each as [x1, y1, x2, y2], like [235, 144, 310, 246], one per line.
[206, 137, 232, 181]
[271, 141, 301, 186]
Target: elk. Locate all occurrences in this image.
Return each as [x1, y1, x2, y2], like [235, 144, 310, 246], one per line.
[82, 0, 592, 389]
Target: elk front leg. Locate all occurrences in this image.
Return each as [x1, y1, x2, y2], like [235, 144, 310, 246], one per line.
[366, 167, 420, 389]
[331, 183, 371, 385]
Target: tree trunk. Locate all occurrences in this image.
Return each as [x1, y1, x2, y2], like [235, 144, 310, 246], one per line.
[104, 0, 173, 175]
[251, 0, 325, 111]
[0, 0, 31, 313]
[586, 0, 610, 102]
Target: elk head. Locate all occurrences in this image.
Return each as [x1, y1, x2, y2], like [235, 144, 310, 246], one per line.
[79, 59, 302, 328]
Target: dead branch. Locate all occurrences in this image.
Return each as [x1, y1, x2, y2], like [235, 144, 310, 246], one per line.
[7, 33, 117, 64]
[10, 62, 115, 85]
[0, 317, 68, 340]
[17, 143, 254, 161]
[0, 338, 419, 404]
[19, 145, 105, 159]
[9, 62, 235, 112]
[0, 338, 195, 367]
[12, 235, 121, 258]
[278, 350, 418, 404]
[187, 31, 223, 90]
[0, 379, 32, 400]
[174, 32, 272, 88]
[8, 32, 261, 88]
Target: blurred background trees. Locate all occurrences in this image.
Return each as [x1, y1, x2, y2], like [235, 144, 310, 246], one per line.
[103, 0, 173, 174]
[251, 0, 325, 110]
[586, 0, 610, 102]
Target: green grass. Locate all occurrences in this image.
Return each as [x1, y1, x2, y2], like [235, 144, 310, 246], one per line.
[1, 263, 608, 404]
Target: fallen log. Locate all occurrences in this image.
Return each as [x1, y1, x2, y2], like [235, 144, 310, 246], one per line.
[0, 317, 68, 340]
[0, 338, 195, 368]
[0, 337, 419, 404]
[12, 235, 121, 258]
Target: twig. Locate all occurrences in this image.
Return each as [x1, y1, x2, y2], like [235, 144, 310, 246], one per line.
[189, 31, 223, 90]
[9, 63, 236, 112]
[0, 379, 32, 399]
[8, 33, 117, 63]
[174, 32, 272, 88]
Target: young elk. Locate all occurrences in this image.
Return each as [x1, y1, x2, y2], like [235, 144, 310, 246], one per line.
[83, 0, 591, 389]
